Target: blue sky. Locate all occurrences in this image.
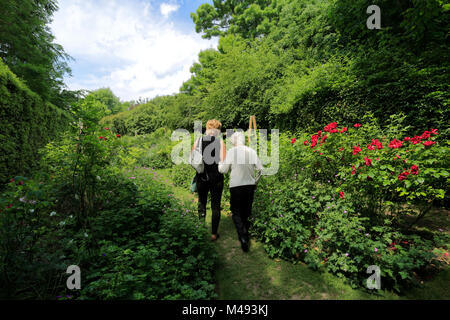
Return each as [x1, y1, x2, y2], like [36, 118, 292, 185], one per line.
[51, 0, 217, 101]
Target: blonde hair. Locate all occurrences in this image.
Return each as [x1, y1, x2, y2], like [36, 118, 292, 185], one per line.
[206, 119, 222, 130]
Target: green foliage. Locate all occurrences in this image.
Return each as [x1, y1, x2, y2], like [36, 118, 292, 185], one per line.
[87, 88, 126, 115]
[0, 0, 72, 107]
[252, 117, 449, 291]
[0, 95, 217, 299]
[0, 59, 72, 186]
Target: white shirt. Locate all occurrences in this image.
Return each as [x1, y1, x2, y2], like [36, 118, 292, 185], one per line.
[218, 145, 263, 188]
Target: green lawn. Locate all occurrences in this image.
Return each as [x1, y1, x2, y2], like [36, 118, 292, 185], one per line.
[154, 168, 449, 300]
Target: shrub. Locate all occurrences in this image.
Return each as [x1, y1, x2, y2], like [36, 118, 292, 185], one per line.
[0, 60, 72, 186]
[252, 114, 449, 291]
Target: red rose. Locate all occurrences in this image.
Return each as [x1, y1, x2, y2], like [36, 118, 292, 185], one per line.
[388, 139, 403, 149]
[352, 146, 362, 155]
[420, 131, 431, 140]
[423, 141, 435, 147]
[339, 191, 345, 199]
[324, 122, 338, 132]
[410, 165, 419, 175]
[371, 139, 383, 149]
[354, 123, 362, 128]
[291, 138, 297, 144]
[116, 134, 121, 138]
[364, 157, 372, 167]
[99, 136, 104, 140]
[304, 140, 309, 146]
[410, 136, 421, 145]
[340, 127, 347, 133]
[398, 171, 410, 181]
[367, 145, 375, 151]
[403, 137, 410, 142]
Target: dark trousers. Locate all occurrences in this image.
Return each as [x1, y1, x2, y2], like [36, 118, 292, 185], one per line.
[197, 177, 224, 235]
[230, 185, 256, 242]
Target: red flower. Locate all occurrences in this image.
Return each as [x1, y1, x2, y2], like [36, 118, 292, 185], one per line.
[420, 131, 431, 140]
[352, 165, 356, 175]
[388, 139, 403, 149]
[403, 137, 410, 142]
[9, 178, 14, 183]
[99, 136, 104, 140]
[371, 139, 383, 150]
[291, 138, 297, 144]
[423, 141, 435, 147]
[339, 146, 345, 152]
[310, 134, 319, 148]
[398, 171, 410, 181]
[410, 136, 421, 145]
[319, 135, 327, 146]
[367, 145, 375, 151]
[18, 181, 24, 185]
[395, 154, 401, 160]
[410, 165, 419, 175]
[6, 204, 12, 209]
[324, 122, 338, 133]
[354, 123, 362, 128]
[352, 146, 362, 155]
[340, 127, 348, 133]
[339, 191, 345, 199]
[376, 157, 380, 161]
[105, 127, 110, 130]
[116, 134, 121, 138]
[430, 128, 438, 135]
[364, 157, 372, 167]
[304, 140, 309, 146]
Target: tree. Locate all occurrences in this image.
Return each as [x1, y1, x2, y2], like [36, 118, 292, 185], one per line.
[191, 0, 274, 39]
[0, 0, 72, 107]
[87, 88, 124, 115]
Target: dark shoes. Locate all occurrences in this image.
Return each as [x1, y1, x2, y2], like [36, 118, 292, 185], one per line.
[240, 238, 249, 252]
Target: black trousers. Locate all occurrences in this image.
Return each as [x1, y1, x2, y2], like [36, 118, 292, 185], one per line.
[197, 177, 224, 235]
[230, 185, 256, 242]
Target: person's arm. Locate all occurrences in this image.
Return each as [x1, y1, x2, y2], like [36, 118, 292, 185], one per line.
[218, 147, 232, 174]
[191, 137, 200, 157]
[220, 139, 226, 162]
[254, 151, 263, 184]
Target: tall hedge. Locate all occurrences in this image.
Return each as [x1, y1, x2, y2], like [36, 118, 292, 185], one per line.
[0, 59, 72, 184]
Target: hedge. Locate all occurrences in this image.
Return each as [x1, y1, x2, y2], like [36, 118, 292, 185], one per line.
[0, 59, 72, 184]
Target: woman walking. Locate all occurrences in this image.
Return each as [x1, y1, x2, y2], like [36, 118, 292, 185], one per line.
[219, 132, 263, 252]
[192, 119, 226, 241]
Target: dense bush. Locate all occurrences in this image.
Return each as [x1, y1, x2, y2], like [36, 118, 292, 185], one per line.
[0, 59, 72, 185]
[0, 96, 217, 300]
[252, 115, 449, 291]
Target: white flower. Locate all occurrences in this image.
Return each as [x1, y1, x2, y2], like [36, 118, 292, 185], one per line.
[84, 233, 88, 238]
[50, 211, 57, 217]
[19, 197, 27, 203]
[59, 221, 66, 226]
[69, 215, 73, 219]
[96, 176, 101, 181]
[29, 209, 34, 213]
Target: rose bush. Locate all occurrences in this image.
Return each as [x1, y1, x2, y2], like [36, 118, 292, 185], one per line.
[252, 114, 449, 291]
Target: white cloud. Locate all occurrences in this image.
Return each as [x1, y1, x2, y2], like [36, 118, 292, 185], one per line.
[51, 0, 217, 101]
[160, 3, 180, 18]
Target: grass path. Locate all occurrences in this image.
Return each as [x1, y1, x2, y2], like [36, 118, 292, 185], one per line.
[153, 168, 449, 300]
